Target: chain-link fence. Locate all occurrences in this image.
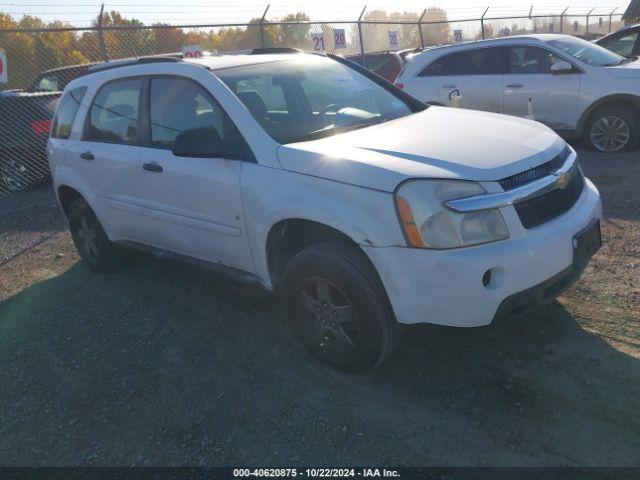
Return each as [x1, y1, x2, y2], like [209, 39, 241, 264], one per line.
[0, 4, 626, 198]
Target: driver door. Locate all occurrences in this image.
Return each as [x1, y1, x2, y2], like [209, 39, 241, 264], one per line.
[502, 46, 580, 130]
[136, 76, 255, 273]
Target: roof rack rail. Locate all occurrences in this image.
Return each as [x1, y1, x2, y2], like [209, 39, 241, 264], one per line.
[87, 55, 181, 73]
[251, 47, 301, 55]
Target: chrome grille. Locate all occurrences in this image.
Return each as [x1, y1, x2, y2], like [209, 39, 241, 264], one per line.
[499, 146, 570, 191]
[514, 167, 585, 229]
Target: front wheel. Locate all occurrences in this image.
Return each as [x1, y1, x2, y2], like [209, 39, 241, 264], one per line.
[281, 242, 400, 373]
[584, 105, 639, 152]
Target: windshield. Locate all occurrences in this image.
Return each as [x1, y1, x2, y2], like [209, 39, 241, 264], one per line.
[214, 55, 413, 144]
[547, 37, 627, 66]
[32, 74, 60, 92]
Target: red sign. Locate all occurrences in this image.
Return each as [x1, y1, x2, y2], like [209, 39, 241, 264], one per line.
[181, 45, 203, 58]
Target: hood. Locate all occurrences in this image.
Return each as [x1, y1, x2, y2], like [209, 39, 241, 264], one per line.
[277, 107, 565, 192]
[606, 58, 640, 78]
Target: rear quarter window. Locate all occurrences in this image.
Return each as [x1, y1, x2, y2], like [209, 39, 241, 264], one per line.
[51, 86, 87, 139]
[418, 54, 453, 77]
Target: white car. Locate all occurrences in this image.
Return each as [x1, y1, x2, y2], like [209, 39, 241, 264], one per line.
[395, 34, 640, 152]
[48, 51, 602, 372]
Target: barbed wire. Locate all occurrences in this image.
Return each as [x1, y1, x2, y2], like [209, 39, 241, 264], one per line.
[0, 3, 629, 28]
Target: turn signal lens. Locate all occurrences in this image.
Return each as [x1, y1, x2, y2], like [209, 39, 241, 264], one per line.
[395, 195, 425, 248]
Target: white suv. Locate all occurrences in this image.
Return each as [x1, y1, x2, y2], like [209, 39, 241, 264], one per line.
[396, 34, 640, 152]
[48, 50, 602, 372]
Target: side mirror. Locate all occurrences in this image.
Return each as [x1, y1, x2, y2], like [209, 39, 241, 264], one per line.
[171, 127, 237, 159]
[550, 61, 574, 74]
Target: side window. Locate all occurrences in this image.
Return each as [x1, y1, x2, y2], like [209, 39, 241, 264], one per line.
[150, 77, 242, 154]
[87, 78, 141, 144]
[51, 86, 87, 139]
[418, 55, 453, 76]
[603, 33, 639, 57]
[236, 77, 287, 114]
[508, 46, 563, 74]
[451, 48, 500, 75]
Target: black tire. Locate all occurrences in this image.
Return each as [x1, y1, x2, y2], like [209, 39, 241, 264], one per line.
[67, 198, 127, 273]
[281, 242, 400, 373]
[583, 105, 639, 152]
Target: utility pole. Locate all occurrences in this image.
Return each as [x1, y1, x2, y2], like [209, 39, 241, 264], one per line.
[97, 3, 109, 62]
[586, 7, 595, 37]
[560, 6, 568, 34]
[418, 9, 427, 48]
[357, 6, 367, 68]
[481, 7, 489, 40]
[259, 5, 270, 48]
[608, 7, 618, 33]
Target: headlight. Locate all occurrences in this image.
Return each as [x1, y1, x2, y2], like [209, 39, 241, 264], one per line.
[395, 180, 509, 249]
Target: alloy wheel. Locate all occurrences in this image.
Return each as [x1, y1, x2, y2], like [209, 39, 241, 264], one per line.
[590, 115, 631, 152]
[296, 276, 361, 356]
[76, 215, 100, 263]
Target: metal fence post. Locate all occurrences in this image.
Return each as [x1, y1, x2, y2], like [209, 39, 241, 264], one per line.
[357, 6, 366, 68]
[586, 7, 594, 37]
[481, 7, 489, 40]
[259, 4, 270, 49]
[97, 3, 109, 62]
[608, 7, 617, 33]
[418, 9, 427, 48]
[560, 7, 568, 33]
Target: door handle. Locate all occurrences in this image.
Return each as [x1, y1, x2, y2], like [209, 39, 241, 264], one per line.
[80, 151, 94, 161]
[506, 83, 524, 88]
[442, 84, 457, 89]
[142, 162, 163, 173]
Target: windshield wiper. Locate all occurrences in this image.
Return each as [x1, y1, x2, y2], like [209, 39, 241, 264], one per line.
[606, 56, 637, 66]
[298, 118, 387, 142]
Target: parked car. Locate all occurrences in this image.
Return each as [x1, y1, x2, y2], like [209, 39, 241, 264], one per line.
[395, 34, 640, 152]
[0, 63, 94, 191]
[595, 24, 640, 57]
[346, 51, 405, 82]
[49, 51, 602, 372]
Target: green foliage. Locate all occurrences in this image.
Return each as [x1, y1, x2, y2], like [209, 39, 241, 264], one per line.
[0, 8, 449, 90]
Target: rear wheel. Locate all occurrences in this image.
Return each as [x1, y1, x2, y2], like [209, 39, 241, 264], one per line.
[67, 198, 127, 273]
[584, 105, 639, 152]
[281, 242, 399, 372]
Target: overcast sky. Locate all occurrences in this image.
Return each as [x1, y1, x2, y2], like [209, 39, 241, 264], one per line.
[1, 0, 630, 27]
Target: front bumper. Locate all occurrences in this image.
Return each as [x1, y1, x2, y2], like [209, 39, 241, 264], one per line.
[363, 178, 602, 327]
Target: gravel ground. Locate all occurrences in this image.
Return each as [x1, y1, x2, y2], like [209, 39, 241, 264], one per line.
[0, 148, 638, 466]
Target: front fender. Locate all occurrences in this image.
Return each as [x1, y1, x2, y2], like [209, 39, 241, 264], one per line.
[240, 163, 406, 287]
[577, 93, 640, 134]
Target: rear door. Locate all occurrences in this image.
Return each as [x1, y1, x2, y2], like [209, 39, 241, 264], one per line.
[136, 76, 254, 273]
[501, 45, 580, 130]
[75, 77, 153, 243]
[434, 47, 503, 113]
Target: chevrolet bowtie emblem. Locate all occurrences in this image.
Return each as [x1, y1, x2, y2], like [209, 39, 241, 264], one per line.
[554, 171, 570, 189]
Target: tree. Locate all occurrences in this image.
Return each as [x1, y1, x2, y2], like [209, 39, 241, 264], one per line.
[358, 8, 450, 53]
[278, 12, 311, 48]
[150, 24, 187, 54]
[100, 10, 154, 59]
[419, 8, 450, 46]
